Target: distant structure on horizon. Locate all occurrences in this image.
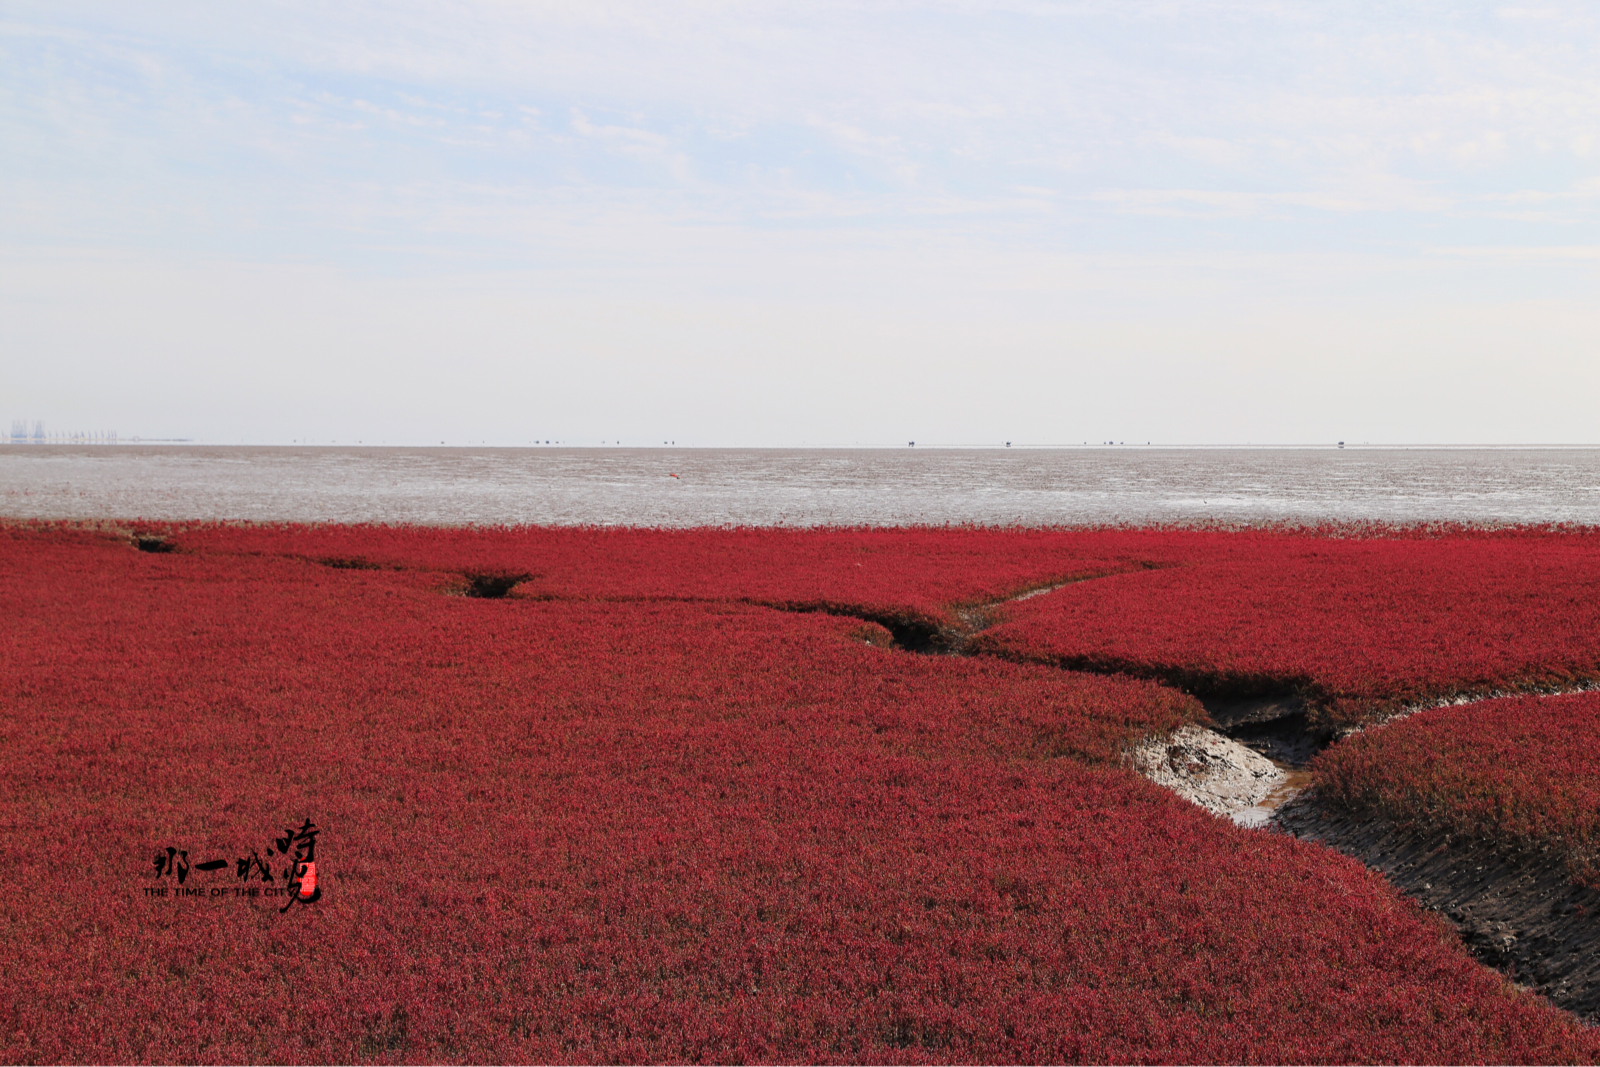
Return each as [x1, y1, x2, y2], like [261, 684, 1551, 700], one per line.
[7, 420, 120, 444]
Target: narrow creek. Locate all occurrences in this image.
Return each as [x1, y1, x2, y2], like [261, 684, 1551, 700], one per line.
[453, 564, 1600, 1024]
[816, 578, 1600, 1022]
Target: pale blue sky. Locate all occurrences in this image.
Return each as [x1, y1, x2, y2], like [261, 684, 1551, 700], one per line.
[3, 2, 1598, 445]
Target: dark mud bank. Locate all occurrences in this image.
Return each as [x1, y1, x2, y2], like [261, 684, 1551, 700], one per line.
[447, 564, 1599, 1023]
[1198, 692, 1326, 766]
[1277, 795, 1600, 1024]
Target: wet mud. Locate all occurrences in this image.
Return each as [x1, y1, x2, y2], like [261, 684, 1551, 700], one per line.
[951, 601, 1600, 1025]
[1127, 724, 1285, 819]
[424, 560, 1600, 1025]
[880, 565, 1176, 658]
[1277, 795, 1600, 1024]
[316, 555, 388, 571]
[1200, 693, 1327, 765]
[460, 572, 534, 599]
[1145, 694, 1325, 825]
[1230, 767, 1315, 829]
[107, 532, 1600, 1029]
[860, 614, 946, 654]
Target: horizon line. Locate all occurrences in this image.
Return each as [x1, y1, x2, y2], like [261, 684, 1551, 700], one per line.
[6, 442, 1600, 451]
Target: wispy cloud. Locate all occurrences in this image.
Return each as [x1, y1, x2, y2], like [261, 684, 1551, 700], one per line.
[4, 1, 1600, 443]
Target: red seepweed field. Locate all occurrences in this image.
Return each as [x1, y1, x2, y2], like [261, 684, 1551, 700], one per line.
[1313, 691, 1600, 886]
[972, 525, 1600, 728]
[4, 521, 1600, 1063]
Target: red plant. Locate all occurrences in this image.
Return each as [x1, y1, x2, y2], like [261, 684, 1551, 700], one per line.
[974, 529, 1600, 728]
[164, 521, 1195, 632]
[1, 523, 1595, 1062]
[1313, 691, 1600, 884]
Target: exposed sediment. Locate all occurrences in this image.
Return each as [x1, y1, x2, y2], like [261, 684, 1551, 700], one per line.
[439, 562, 1600, 1025]
[1120, 683, 1600, 1028]
[1126, 724, 1286, 819]
[1277, 794, 1600, 1024]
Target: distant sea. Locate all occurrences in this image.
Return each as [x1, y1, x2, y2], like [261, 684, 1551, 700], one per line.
[3, 446, 1600, 527]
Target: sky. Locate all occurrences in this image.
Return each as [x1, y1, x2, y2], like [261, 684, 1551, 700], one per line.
[2, 1, 1598, 446]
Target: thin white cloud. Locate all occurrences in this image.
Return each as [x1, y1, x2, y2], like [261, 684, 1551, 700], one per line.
[1429, 244, 1600, 261]
[5, 0, 1600, 443]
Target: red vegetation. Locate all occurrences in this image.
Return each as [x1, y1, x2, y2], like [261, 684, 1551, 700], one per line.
[165, 522, 1171, 632]
[974, 529, 1600, 727]
[1314, 691, 1600, 884]
[3, 524, 1597, 1062]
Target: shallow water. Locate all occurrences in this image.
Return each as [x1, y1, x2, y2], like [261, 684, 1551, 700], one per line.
[3, 445, 1599, 527]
